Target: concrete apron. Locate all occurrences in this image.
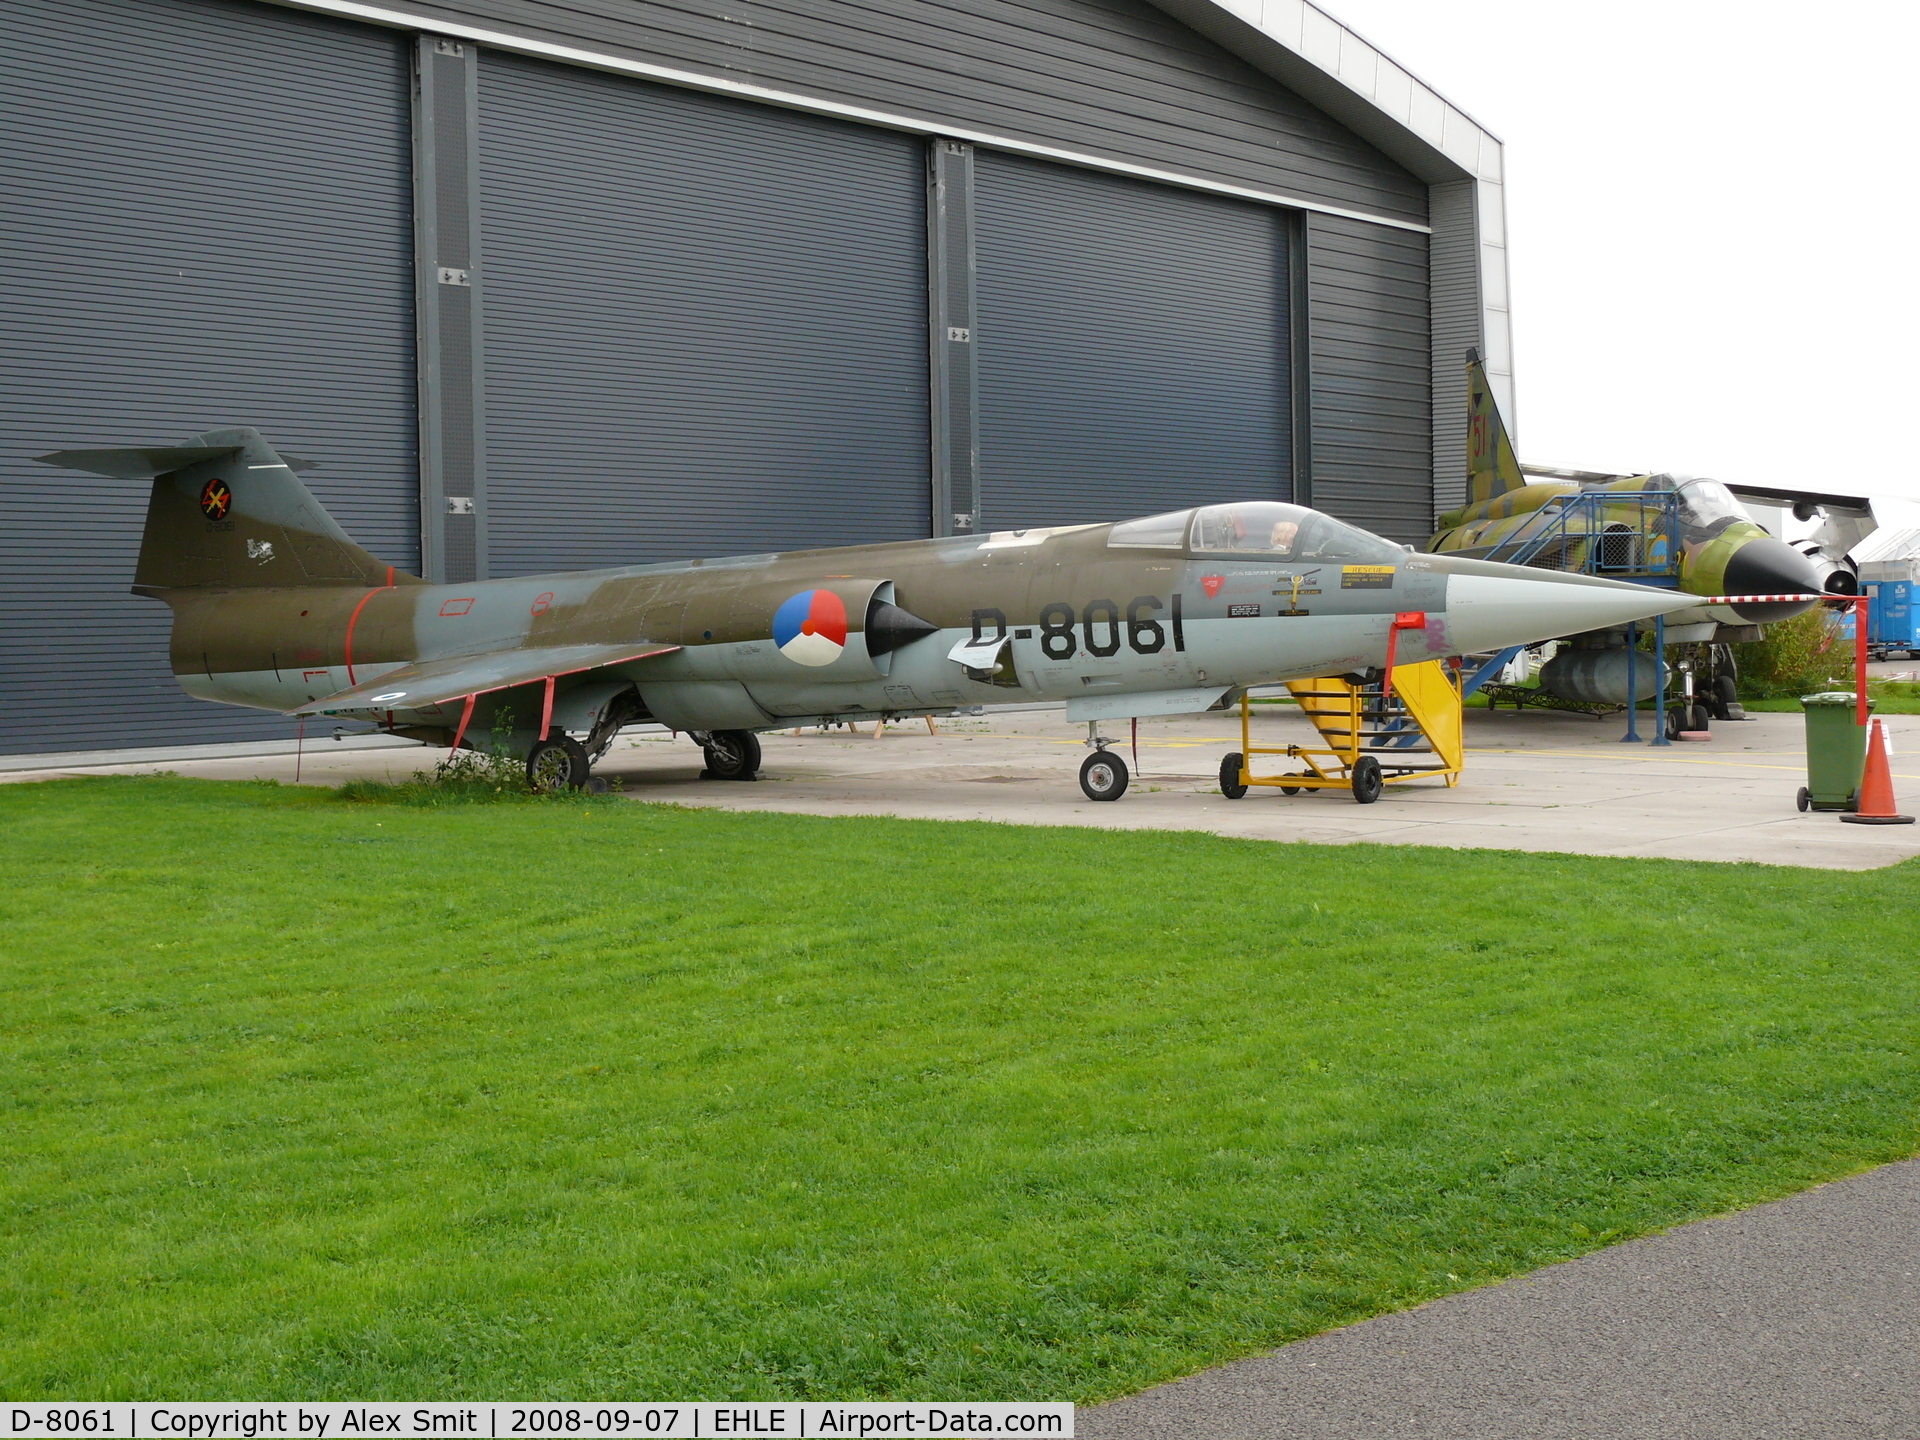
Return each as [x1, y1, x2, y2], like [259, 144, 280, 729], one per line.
[5, 707, 1918, 872]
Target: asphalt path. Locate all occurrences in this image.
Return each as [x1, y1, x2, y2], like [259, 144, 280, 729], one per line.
[1082, 1158, 1920, 1439]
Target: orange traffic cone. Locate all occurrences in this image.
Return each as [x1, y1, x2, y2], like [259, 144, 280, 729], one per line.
[1841, 719, 1913, 825]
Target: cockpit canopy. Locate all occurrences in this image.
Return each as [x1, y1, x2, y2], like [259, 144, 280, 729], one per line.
[1108, 502, 1403, 563]
[1637, 474, 1753, 536]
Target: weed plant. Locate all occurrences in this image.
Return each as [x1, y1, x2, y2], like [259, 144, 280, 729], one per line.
[337, 710, 612, 806]
[1732, 609, 1855, 700]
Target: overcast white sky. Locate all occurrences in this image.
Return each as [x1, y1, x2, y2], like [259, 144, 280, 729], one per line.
[1318, 0, 1920, 524]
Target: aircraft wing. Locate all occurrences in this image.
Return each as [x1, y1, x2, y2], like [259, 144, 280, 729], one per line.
[1726, 483, 1878, 561]
[1726, 482, 1874, 515]
[288, 642, 679, 716]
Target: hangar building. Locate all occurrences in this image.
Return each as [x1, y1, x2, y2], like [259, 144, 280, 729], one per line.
[0, 0, 1511, 755]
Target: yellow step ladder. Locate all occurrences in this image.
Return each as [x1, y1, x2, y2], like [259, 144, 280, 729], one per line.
[1221, 659, 1464, 804]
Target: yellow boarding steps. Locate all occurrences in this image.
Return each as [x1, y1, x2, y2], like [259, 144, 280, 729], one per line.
[1219, 659, 1465, 804]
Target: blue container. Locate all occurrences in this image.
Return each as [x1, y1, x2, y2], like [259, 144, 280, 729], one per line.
[1868, 581, 1917, 652]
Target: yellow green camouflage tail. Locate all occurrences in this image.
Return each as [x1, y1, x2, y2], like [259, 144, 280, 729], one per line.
[1466, 347, 1525, 506]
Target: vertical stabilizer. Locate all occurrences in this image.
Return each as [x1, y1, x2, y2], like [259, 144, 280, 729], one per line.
[35, 427, 414, 592]
[1466, 348, 1526, 506]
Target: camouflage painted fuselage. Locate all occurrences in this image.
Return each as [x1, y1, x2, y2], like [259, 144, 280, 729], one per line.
[1432, 350, 1824, 630]
[170, 519, 1722, 753]
[168, 522, 1467, 743]
[1427, 473, 1823, 628]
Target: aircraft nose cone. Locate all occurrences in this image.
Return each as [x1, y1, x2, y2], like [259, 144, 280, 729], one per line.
[1720, 538, 1827, 622]
[1440, 566, 1706, 655]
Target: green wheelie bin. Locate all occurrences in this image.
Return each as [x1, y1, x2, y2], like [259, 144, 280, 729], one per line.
[1797, 693, 1873, 812]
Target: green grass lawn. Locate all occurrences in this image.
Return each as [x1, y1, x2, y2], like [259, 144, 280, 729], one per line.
[1464, 677, 1920, 714]
[1742, 679, 1920, 714]
[4, 777, 1918, 1401]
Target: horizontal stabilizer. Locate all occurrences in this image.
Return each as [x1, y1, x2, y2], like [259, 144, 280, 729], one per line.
[35, 446, 317, 478]
[290, 643, 679, 716]
[36, 445, 240, 478]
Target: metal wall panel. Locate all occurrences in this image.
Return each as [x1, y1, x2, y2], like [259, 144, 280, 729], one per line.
[476, 51, 931, 575]
[413, 34, 491, 583]
[1426, 178, 1480, 520]
[972, 152, 1289, 531]
[1306, 212, 1432, 543]
[0, 0, 416, 755]
[364, 0, 1427, 224]
[927, 139, 983, 538]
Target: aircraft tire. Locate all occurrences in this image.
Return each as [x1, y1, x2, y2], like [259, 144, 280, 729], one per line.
[1218, 753, 1248, 799]
[703, 729, 762, 781]
[1081, 749, 1129, 802]
[1689, 703, 1712, 733]
[1351, 755, 1383, 804]
[526, 735, 591, 792]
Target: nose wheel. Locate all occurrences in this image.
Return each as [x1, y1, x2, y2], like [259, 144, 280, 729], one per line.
[1079, 748, 1130, 801]
[1079, 722, 1131, 801]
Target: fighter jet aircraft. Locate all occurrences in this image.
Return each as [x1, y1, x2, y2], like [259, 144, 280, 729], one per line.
[1512, 470, 1877, 599]
[1429, 351, 1829, 630]
[38, 426, 1709, 798]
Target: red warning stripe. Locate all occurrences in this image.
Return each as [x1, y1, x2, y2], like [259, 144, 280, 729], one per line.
[1699, 593, 1830, 604]
[342, 571, 400, 684]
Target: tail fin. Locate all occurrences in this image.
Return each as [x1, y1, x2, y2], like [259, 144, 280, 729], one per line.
[34, 427, 417, 592]
[1466, 348, 1526, 506]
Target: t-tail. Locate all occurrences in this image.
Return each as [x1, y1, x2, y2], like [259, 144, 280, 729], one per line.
[33, 427, 418, 594]
[1466, 347, 1526, 507]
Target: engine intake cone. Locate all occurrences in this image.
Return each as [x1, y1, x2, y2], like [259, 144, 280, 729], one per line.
[865, 599, 939, 657]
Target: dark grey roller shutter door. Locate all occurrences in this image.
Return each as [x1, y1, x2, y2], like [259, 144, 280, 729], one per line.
[973, 153, 1290, 531]
[0, 0, 416, 756]
[477, 55, 930, 576]
[1307, 214, 1432, 542]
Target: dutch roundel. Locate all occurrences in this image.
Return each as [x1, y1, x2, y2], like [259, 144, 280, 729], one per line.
[773, 589, 849, 666]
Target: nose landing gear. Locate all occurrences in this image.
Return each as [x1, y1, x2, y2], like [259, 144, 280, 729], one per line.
[1080, 748, 1129, 801]
[1080, 722, 1130, 801]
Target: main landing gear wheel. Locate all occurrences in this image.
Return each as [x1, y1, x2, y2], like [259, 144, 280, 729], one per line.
[1081, 749, 1130, 801]
[703, 729, 762, 781]
[1712, 675, 1739, 720]
[526, 734, 591, 792]
[1351, 755, 1383, 805]
[1218, 752, 1248, 799]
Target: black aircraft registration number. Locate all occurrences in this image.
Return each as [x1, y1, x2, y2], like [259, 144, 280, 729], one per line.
[972, 596, 1187, 661]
